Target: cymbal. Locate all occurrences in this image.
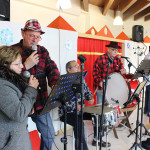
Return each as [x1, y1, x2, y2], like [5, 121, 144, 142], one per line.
[83, 104, 113, 115]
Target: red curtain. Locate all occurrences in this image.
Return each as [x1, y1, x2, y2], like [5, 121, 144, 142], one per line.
[77, 37, 122, 106]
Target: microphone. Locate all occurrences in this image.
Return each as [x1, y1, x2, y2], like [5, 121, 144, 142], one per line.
[23, 71, 31, 78]
[78, 55, 86, 63]
[31, 45, 41, 90]
[32, 45, 37, 51]
[118, 55, 129, 59]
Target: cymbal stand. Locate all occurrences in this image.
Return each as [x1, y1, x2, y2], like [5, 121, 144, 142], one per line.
[129, 95, 143, 150]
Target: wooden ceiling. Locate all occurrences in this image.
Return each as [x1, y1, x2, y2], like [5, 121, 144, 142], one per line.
[81, 0, 150, 21]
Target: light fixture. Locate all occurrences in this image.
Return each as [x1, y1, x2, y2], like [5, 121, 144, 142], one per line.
[113, 10, 123, 25]
[56, 0, 71, 10]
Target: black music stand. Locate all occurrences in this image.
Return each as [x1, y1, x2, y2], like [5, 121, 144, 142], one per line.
[132, 59, 150, 79]
[127, 80, 147, 150]
[39, 71, 87, 150]
[124, 59, 150, 150]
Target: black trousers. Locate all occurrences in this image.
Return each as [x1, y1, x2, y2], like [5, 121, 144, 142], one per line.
[60, 112, 89, 150]
[83, 113, 104, 139]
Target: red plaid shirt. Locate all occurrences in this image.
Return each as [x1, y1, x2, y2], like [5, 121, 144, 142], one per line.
[12, 40, 60, 112]
[93, 53, 124, 90]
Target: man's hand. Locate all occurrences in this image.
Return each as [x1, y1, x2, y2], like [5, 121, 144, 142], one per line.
[24, 51, 39, 70]
[120, 68, 126, 74]
[88, 97, 94, 104]
[99, 81, 103, 87]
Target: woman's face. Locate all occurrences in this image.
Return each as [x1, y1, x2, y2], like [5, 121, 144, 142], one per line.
[10, 54, 23, 74]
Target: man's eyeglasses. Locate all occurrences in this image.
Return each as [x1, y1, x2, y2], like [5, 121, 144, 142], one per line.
[71, 65, 80, 68]
[28, 34, 42, 41]
[110, 48, 118, 52]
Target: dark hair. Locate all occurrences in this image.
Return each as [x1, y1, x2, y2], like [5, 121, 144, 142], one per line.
[0, 46, 21, 67]
[66, 60, 76, 73]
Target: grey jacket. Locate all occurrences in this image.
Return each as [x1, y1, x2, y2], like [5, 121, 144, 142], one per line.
[0, 78, 37, 150]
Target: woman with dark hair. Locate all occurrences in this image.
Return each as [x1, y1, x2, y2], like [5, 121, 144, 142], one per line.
[0, 46, 39, 150]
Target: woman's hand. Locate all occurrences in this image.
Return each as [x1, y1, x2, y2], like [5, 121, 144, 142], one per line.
[29, 107, 34, 115]
[29, 75, 39, 89]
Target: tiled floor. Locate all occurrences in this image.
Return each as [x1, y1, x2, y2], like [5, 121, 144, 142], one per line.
[52, 108, 150, 150]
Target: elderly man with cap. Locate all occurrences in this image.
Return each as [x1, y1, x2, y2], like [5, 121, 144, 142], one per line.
[92, 41, 126, 146]
[12, 19, 60, 150]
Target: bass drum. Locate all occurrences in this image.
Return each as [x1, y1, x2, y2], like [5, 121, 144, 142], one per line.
[105, 72, 129, 108]
[106, 73, 140, 108]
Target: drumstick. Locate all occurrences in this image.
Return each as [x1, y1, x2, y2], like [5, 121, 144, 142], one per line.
[92, 87, 98, 97]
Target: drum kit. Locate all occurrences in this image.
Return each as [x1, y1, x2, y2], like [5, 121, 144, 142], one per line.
[84, 72, 139, 127]
[83, 72, 140, 149]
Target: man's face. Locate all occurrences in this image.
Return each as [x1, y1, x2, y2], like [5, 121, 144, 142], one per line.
[21, 30, 41, 49]
[68, 61, 80, 73]
[108, 47, 118, 57]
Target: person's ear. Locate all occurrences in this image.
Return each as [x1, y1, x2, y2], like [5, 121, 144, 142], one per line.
[21, 30, 25, 38]
[67, 68, 71, 73]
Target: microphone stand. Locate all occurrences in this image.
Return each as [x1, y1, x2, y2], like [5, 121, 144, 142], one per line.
[99, 58, 112, 150]
[78, 55, 86, 150]
[125, 58, 136, 73]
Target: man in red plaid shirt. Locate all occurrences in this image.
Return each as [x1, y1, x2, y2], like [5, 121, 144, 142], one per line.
[12, 19, 60, 150]
[92, 41, 126, 146]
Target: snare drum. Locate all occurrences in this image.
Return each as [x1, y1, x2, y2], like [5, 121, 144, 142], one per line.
[103, 110, 118, 126]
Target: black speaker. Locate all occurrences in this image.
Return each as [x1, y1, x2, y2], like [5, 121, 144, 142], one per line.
[132, 25, 143, 42]
[0, 0, 10, 21]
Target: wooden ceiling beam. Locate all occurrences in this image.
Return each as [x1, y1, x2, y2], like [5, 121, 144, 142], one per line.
[123, 0, 150, 21]
[103, 0, 114, 16]
[119, 0, 137, 13]
[83, 0, 89, 12]
[145, 14, 150, 21]
[134, 6, 150, 20]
